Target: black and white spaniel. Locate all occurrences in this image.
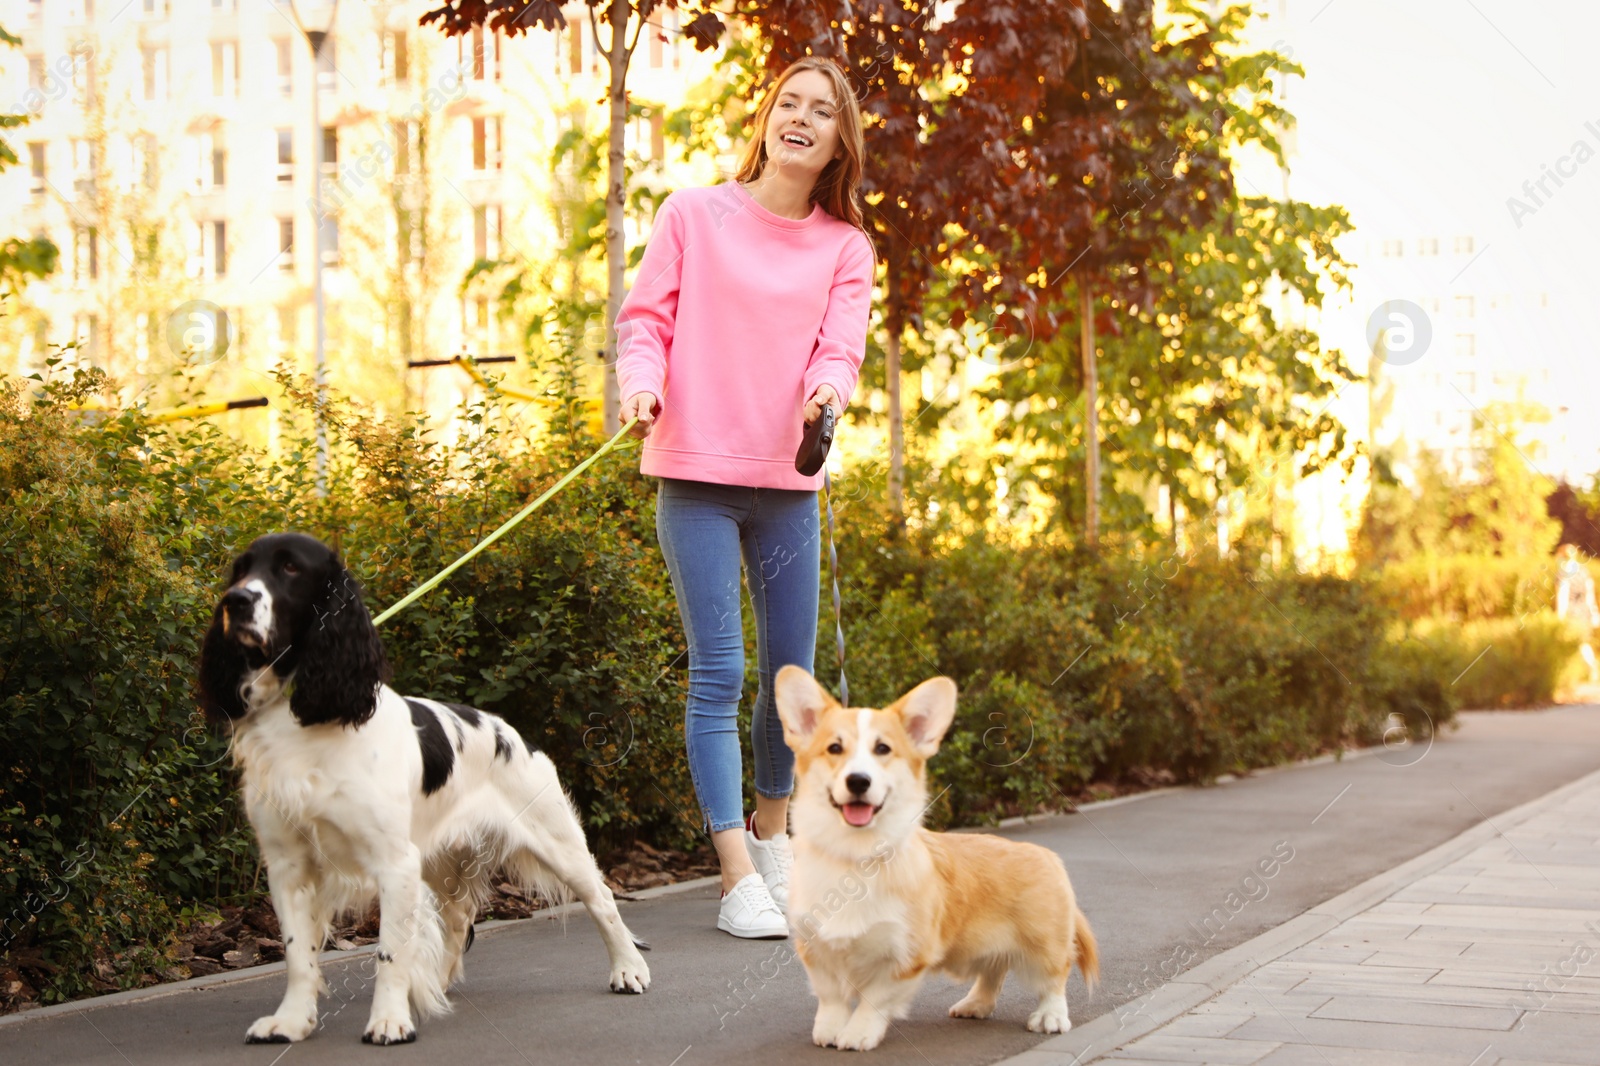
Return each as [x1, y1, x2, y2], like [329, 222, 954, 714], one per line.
[198, 532, 649, 1045]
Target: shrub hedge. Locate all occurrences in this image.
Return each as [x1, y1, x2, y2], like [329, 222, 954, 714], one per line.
[2, 372, 1463, 1004]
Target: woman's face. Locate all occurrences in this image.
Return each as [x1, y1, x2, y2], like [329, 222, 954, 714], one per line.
[762, 68, 844, 180]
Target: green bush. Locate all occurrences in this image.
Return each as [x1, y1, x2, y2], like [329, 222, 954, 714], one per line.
[1379, 554, 1585, 622]
[1414, 614, 1579, 709]
[824, 482, 1461, 826]
[1, 370, 1467, 1004]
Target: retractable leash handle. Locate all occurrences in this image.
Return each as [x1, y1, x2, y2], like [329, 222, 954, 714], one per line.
[797, 402, 849, 707]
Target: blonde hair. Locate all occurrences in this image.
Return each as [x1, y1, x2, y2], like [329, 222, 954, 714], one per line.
[736, 57, 869, 237]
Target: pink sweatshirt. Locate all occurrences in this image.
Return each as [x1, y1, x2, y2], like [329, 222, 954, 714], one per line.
[614, 179, 876, 491]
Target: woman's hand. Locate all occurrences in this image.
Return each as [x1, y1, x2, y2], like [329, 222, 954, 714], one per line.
[621, 392, 659, 439]
[804, 384, 838, 424]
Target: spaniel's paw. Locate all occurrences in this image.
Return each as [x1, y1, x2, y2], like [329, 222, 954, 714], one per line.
[609, 952, 651, 994]
[245, 1012, 315, 1044]
[362, 1015, 417, 1045]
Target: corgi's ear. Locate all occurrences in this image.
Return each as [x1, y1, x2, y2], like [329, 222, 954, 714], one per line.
[891, 676, 958, 757]
[776, 665, 836, 748]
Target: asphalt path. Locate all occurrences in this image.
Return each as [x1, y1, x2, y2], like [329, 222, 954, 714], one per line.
[4, 705, 1599, 1066]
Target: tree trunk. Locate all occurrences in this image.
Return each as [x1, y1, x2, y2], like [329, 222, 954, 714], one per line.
[602, 0, 629, 434]
[885, 287, 904, 519]
[1079, 278, 1099, 548]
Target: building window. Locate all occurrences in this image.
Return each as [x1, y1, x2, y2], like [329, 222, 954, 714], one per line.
[71, 138, 96, 193]
[569, 22, 583, 75]
[275, 305, 296, 354]
[320, 215, 339, 266]
[1454, 333, 1476, 358]
[277, 129, 293, 182]
[133, 133, 157, 189]
[1455, 371, 1475, 395]
[316, 39, 337, 92]
[28, 143, 45, 195]
[141, 46, 168, 100]
[1381, 239, 1403, 258]
[471, 116, 502, 172]
[213, 141, 227, 187]
[26, 0, 43, 23]
[473, 205, 503, 261]
[1417, 237, 1439, 256]
[382, 30, 408, 85]
[276, 39, 293, 96]
[392, 119, 418, 176]
[194, 220, 226, 279]
[459, 27, 502, 81]
[649, 14, 664, 68]
[321, 126, 337, 175]
[212, 0, 237, 9]
[279, 218, 294, 272]
[1454, 236, 1475, 255]
[142, 0, 168, 16]
[212, 41, 238, 97]
[1453, 295, 1474, 319]
[72, 53, 95, 107]
[74, 227, 99, 282]
[651, 112, 664, 161]
[669, 9, 681, 69]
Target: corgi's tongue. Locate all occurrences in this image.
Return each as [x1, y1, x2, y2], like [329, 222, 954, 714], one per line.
[842, 802, 876, 827]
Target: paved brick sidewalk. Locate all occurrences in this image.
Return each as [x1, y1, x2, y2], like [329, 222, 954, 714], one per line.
[1010, 768, 1600, 1065]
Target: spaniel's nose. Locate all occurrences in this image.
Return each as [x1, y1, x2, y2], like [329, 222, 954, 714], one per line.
[222, 586, 258, 611]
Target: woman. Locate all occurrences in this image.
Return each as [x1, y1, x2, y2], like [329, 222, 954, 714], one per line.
[1556, 544, 1600, 685]
[613, 57, 876, 939]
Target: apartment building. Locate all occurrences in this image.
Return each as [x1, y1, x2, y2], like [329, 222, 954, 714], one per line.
[2, 0, 707, 426]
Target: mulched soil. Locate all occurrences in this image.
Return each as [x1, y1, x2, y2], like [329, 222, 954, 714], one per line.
[0, 839, 721, 1016]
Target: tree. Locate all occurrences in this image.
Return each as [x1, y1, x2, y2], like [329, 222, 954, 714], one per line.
[1358, 402, 1562, 563]
[420, 0, 730, 433]
[738, 0, 1089, 521]
[975, 1, 1298, 546]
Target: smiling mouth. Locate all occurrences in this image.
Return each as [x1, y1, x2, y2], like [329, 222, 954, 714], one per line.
[831, 797, 882, 827]
[780, 131, 814, 148]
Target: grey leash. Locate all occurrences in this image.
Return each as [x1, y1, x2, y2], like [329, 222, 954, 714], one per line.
[822, 468, 848, 707]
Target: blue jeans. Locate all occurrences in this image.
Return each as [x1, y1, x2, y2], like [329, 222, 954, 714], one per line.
[655, 477, 820, 833]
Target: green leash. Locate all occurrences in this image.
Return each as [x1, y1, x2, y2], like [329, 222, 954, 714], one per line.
[370, 418, 639, 627]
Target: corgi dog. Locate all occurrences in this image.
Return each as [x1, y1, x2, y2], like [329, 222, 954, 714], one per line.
[775, 666, 1098, 1052]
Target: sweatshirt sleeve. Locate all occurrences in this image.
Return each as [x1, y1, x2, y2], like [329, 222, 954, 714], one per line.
[614, 195, 687, 407]
[802, 230, 876, 415]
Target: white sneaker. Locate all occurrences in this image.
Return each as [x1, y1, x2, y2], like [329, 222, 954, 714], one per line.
[717, 873, 788, 939]
[744, 813, 794, 912]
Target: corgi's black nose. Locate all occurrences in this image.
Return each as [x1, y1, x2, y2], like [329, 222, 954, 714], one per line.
[845, 772, 872, 796]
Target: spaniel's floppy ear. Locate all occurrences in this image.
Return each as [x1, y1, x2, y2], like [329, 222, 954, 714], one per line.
[197, 603, 249, 722]
[289, 562, 390, 727]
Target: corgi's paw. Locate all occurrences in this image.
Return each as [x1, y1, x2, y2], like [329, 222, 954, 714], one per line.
[948, 992, 997, 1019]
[1026, 997, 1072, 1034]
[812, 1003, 851, 1047]
[362, 1014, 417, 1045]
[834, 1014, 889, 1051]
[245, 1011, 316, 1044]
